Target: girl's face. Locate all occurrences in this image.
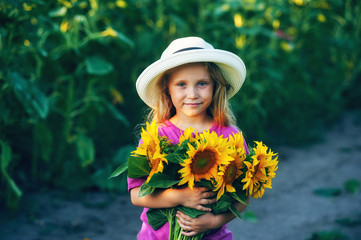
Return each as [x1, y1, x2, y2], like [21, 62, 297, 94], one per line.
[167, 63, 214, 120]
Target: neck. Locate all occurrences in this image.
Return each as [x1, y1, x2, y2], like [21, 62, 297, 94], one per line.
[169, 114, 214, 132]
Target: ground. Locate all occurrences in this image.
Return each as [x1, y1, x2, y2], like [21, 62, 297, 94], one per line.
[1, 113, 361, 240]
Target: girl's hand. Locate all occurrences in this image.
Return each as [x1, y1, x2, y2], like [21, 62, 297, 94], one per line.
[176, 211, 221, 237]
[178, 186, 217, 212]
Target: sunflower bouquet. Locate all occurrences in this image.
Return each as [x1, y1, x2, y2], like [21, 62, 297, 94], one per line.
[110, 122, 278, 240]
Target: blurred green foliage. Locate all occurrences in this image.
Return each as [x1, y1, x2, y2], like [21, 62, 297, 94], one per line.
[0, 0, 360, 209]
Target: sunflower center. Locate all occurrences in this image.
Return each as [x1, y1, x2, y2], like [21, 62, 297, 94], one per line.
[191, 149, 217, 175]
[225, 161, 237, 184]
[257, 154, 266, 162]
[254, 161, 260, 175]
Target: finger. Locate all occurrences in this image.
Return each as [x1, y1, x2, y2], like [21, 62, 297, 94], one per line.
[177, 219, 192, 232]
[203, 191, 217, 198]
[181, 230, 198, 237]
[196, 204, 212, 212]
[176, 212, 193, 225]
[177, 215, 192, 226]
[177, 211, 192, 221]
[194, 186, 209, 192]
[200, 198, 217, 205]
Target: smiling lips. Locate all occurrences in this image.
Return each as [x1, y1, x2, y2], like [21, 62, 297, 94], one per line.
[184, 103, 202, 106]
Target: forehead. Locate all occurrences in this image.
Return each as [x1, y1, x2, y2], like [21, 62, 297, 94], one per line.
[167, 63, 210, 80]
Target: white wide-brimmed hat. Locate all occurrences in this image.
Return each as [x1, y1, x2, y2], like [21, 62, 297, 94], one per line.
[136, 36, 246, 107]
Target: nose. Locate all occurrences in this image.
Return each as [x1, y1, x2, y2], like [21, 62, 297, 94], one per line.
[187, 86, 199, 99]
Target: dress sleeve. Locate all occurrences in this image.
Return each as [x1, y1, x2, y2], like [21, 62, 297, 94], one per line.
[127, 177, 146, 192]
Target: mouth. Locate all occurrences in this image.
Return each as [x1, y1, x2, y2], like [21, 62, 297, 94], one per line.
[184, 103, 201, 106]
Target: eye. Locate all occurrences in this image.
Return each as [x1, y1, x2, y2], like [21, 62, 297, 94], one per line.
[198, 81, 209, 86]
[177, 82, 186, 87]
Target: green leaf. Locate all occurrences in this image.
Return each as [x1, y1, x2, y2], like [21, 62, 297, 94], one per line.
[76, 135, 95, 167]
[138, 183, 155, 198]
[230, 191, 248, 205]
[0, 140, 12, 171]
[165, 141, 189, 164]
[85, 55, 114, 75]
[146, 208, 172, 230]
[147, 173, 179, 188]
[165, 150, 187, 164]
[229, 204, 242, 220]
[127, 156, 150, 178]
[109, 163, 128, 179]
[335, 213, 361, 227]
[313, 188, 342, 198]
[115, 31, 135, 48]
[49, 6, 67, 17]
[8, 72, 49, 119]
[344, 179, 361, 194]
[93, 165, 127, 192]
[308, 229, 348, 240]
[244, 210, 258, 223]
[212, 196, 234, 214]
[177, 206, 205, 218]
[0, 140, 22, 208]
[33, 123, 53, 162]
[104, 102, 129, 127]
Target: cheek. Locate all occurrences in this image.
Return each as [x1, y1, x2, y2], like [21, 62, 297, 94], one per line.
[169, 89, 183, 101]
[202, 87, 214, 101]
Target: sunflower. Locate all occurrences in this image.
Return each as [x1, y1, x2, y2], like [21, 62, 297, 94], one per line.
[228, 132, 246, 158]
[242, 141, 278, 198]
[214, 133, 246, 199]
[214, 152, 244, 199]
[178, 131, 233, 190]
[178, 126, 196, 145]
[132, 122, 168, 182]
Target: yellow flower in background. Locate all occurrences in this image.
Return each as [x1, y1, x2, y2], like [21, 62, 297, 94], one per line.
[23, 3, 33, 11]
[313, 2, 331, 9]
[101, 27, 118, 37]
[79, 2, 88, 8]
[234, 14, 243, 28]
[280, 41, 293, 52]
[132, 122, 168, 183]
[116, 0, 127, 8]
[221, 4, 230, 12]
[236, 35, 246, 49]
[60, 21, 70, 32]
[110, 87, 124, 105]
[24, 40, 30, 46]
[178, 131, 233, 190]
[291, 0, 306, 6]
[242, 141, 278, 198]
[30, 17, 38, 25]
[317, 13, 326, 22]
[89, 0, 98, 10]
[273, 19, 280, 29]
[58, 0, 72, 8]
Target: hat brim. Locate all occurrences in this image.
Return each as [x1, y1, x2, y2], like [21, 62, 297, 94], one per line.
[136, 49, 246, 107]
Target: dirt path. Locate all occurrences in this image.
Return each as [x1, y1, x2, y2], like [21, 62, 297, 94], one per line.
[1, 113, 361, 240]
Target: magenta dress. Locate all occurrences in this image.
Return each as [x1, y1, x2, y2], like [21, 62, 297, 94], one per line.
[128, 120, 249, 240]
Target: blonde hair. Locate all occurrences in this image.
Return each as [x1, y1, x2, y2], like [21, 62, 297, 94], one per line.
[147, 62, 236, 126]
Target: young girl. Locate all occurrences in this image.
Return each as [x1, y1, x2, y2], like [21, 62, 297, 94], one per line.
[128, 36, 249, 239]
